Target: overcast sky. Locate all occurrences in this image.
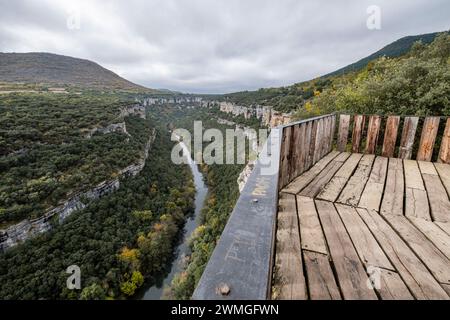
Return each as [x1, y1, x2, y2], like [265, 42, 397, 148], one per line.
[0, 0, 449, 93]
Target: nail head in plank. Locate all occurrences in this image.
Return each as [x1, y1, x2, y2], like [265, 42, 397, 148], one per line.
[315, 200, 378, 300]
[365, 115, 381, 154]
[303, 251, 341, 300]
[382, 116, 400, 158]
[417, 116, 440, 162]
[399, 117, 419, 159]
[356, 208, 449, 299]
[273, 193, 307, 299]
[296, 195, 328, 255]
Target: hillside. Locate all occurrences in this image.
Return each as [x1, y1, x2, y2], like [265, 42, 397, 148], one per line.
[325, 31, 444, 77]
[0, 52, 153, 91]
[222, 31, 448, 113]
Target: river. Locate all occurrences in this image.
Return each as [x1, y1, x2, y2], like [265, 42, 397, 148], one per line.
[140, 139, 208, 300]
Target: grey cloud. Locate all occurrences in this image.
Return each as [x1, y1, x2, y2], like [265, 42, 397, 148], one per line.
[0, 0, 449, 93]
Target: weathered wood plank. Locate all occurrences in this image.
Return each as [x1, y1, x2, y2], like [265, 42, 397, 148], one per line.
[294, 123, 307, 178]
[417, 117, 440, 162]
[282, 151, 340, 194]
[351, 115, 366, 153]
[303, 251, 341, 300]
[438, 118, 450, 164]
[337, 115, 350, 152]
[380, 158, 404, 216]
[279, 126, 292, 189]
[329, 115, 336, 153]
[382, 116, 400, 158]
[384, 214, 450, 285]
[315, 201, 378, 300]
[313, 118, 324, 164]
[300, 153, 350, 198]
[303, 121, 313, 170]
[297, 196, 327, 254]
[434, 163, 450, 196]
[289, 124, 302, 182]
[376, 269, 414, 300]
[409, 217, 450, 259]
[273, 193, 307, 299]
[418, 161, 450, 223]
[435, 222, 450, 236]
[358, 156, 388, 211]
[320, 116, 330, 159]
[404, 160, 431, 220]
[399, 116, 419, 159]
[317, 153, 363, 202]
[357, 208, 449, 299]
[365, 115, 381, 154]
[337, 154, 375, 206]
[307, 120, 318, 169]
[335, 203, 393, 270]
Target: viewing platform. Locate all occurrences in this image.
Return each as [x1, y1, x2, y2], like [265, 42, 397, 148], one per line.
[194, 113, 450, 300]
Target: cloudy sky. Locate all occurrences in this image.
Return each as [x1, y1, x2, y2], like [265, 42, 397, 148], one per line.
[0, 0, 449, 93]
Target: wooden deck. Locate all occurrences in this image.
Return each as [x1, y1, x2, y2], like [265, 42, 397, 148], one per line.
[273, 151, 450, 300]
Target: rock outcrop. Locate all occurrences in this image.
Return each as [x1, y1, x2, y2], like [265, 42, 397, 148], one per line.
[0, 128, 156, 252]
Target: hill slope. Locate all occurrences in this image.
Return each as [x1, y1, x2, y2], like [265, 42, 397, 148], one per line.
[0, 52, 151, 91]
[325, 31, 444, 77]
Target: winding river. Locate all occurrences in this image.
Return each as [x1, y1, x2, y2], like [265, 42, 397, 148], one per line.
[141, 139, 208, 300]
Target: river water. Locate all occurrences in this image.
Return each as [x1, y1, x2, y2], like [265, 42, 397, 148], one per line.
[141, 140, 208, 300]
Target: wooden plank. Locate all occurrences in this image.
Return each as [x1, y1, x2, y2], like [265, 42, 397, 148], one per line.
[357, 208, 449, 299]
[408, 217, 450, 259]
[381, 116, 400, 158]
[282, 151, 340, 194]
[337, 154, 375, 206]
[297, 196, 327, 254]
[358, 156, 388, 211]
[404, 160, 431, 220]
[335, 204, 393, 270]
[303, 251, 341, 300]
[317, 153, 363, 202]
[307, 120, 318, 169]
[434, 163, 450, 196]
[438, 118, 450, 164]
[294, 123, 307, 178]
[300, 153, 351, 198]
[289, 124, 302, 182]
[384, 214, 450, 285]
[376, 269, 414, 300]
[329, 115, 336, 153]
[365, 115, 381, 154]
[312, 118, 324, 164]
[303, 121, 313, 170]
[418, 161, 450, 223]
[351, 115, 366, 153]
[279, 126, 292, 189]
[442, 284, 450, 297]
[320, 117, 330, 159]
[337, 115, 350, 152]
[273, 193, 307, 299]
[380, 158, 404, 216]
[315, 201, 378, 300]
[399, 116, 419, 159]
[417, 116, 440, 162]
[435, 222, 450, 236]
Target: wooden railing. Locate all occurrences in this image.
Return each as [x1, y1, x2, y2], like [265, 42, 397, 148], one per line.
[193, 112, 450, 300]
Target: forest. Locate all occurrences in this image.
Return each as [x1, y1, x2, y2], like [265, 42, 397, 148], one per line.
[0, 101, 195, 299]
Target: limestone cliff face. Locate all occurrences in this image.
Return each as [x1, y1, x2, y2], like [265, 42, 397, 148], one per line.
[218, 101, 291, 127]
[0, 128, 156, 252]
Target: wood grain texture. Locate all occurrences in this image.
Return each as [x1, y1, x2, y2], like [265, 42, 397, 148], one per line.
[297, 196, 327, 254]
[279, 126, 292, 189]
[357, 208, 449, 299]
[351, 115, 366, 153]
[417, 116, 440, 162]
[404, 160, 431, 220]
[365, 115, 381, 154]
[435, 163, 450, 196]
[273, 193, 307, 299]
[399, 116, 419, 159]
[408, 217, 450, 259]
[303, 251, 341, 300]
[337, 115, 350, 152]
[376, 269, 414, 300]
[358, 156, 388, 212]
[438, 118, 450, 164]
[380, 158, 404, 216]
[316, 201, 378, 300]
[382, 116, 400, 158]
